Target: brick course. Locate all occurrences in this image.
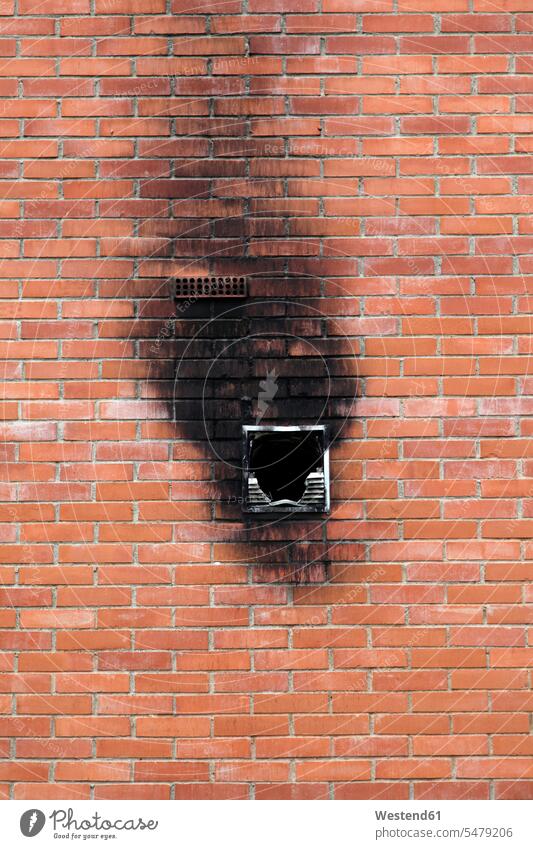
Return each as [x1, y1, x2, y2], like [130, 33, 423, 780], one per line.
[0, 0, 532, 800]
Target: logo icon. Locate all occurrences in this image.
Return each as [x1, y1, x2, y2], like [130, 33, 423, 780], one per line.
[255, 369, 279, 424]
[20, 809, 45, 838]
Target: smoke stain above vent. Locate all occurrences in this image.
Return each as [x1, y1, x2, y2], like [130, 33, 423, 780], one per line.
[167, 282, 358, 581]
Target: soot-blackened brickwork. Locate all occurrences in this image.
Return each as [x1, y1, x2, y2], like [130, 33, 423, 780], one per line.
[169, 280, 358, 582]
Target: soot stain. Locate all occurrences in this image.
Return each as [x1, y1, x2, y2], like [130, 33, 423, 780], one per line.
[135, 125, 360, 581]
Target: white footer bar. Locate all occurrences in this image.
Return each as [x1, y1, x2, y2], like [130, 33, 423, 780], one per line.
[3, 799, 531, 849]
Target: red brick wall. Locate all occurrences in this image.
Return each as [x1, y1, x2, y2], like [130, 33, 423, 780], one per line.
[2, 0, 532, 801]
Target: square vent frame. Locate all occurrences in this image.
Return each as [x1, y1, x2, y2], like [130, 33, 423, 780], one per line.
[242, 425, 330, 514]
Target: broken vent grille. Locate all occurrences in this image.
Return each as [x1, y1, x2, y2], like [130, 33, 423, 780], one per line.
[173, 276, 247, 299]
[248, 470, 326, 509]
[242, 425, 330, 514]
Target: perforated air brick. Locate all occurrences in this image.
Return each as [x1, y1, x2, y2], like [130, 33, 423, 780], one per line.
[173, 276, 247, 299]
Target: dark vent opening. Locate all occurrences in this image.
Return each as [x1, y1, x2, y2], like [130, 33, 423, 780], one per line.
[250, 432, 321, 503]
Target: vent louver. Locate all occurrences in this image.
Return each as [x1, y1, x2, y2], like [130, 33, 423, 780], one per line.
[247, 469, 327, 508]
